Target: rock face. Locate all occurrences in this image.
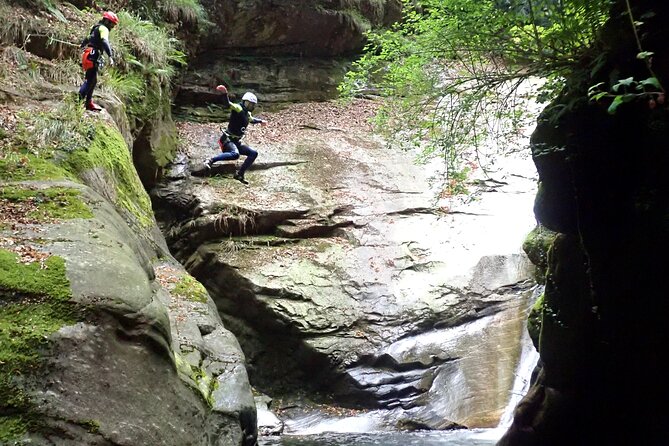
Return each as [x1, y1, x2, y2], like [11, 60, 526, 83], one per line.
[175, 0, 402, 111]
[152, 100, 539, 430]
[499, 1, 669, 445]
[199, 0, 402, 57]
[0, 113, 255, 445]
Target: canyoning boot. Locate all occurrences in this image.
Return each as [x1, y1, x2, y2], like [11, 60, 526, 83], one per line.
[85, 101, 103, 111]
[233, 172, 248, 185]
[203, 159, 212, 170]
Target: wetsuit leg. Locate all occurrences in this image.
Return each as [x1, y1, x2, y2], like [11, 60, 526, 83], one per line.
[211, 141, 240, 163]
[237, 144, 258, 175]
[79, 66, 98, 103]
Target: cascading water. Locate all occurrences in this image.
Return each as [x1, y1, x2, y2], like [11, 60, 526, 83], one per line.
[497, 288, 542, 429]
[248, 143, 542, 444]
[263, 288, 540, 442]
[155, 81, 543, 446]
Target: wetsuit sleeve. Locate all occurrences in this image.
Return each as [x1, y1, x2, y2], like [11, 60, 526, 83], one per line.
[218, 90, 243, 112]
[99, 25, 113, 57]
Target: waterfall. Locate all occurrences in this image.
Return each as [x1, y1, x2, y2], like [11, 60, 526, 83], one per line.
[498, 287, 542, 428]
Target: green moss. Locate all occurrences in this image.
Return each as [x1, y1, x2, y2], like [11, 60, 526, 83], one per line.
[63, 123, 153, 227]
[527, 292, 544, 349]
[173, 274, 208, 303]
[344, 8, 372, 32]
[78, 419, 100, 434]
[0, 154, 71, 182]
[0, 186, 93, 221]
[522, 225, 557, 284]
[0, 250, 77, 442]
[173, 352, 218, 407]
[0, 416, 29, 443]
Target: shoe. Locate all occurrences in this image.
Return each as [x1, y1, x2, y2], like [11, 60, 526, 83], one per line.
[203, 159, 212, 170]
[85, 101, 103, 111]
[233, 172, 248, 185]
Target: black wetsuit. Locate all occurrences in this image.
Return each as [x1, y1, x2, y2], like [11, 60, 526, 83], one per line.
[211, 93, 263, 176]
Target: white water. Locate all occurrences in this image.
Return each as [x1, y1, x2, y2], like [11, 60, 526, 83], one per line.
[258, 78, 544, 443]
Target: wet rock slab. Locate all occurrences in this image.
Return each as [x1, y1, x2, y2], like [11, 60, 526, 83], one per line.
[152, 101, 539, 429]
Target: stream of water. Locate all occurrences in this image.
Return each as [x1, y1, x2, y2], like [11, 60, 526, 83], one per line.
[258, 313, 540, 445]
[258, 428, 505, 446]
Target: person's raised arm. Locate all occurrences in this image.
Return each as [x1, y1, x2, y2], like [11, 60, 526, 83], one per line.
[216, 85, 232, 108]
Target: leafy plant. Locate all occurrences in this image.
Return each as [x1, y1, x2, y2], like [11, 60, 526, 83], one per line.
[340, 0, 613, 193]
[587, 1, 665, 113]
[97, 10, 187, 125]
[156, 0, 209, 28]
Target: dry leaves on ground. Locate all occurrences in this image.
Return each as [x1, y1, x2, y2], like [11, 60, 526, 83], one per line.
[176, 99, 381, 156]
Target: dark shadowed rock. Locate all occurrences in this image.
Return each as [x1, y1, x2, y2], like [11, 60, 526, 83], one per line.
[499, 1, 669, 444]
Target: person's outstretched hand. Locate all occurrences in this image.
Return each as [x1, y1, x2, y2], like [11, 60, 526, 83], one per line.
[260, 119, 268, 126]
[216, 85, 228, 93]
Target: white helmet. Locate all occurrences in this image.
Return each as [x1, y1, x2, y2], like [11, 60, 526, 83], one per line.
[241, 92, 258, 104]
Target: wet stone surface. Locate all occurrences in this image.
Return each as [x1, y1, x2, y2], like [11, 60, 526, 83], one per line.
[151, 99, 539, 430]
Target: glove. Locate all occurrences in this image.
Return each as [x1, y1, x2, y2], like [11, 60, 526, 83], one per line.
[108, 57, 115, 66]
[216, 85, 228, 93]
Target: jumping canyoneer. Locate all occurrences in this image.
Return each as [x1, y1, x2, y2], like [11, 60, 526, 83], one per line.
[203, 85, 267, 185]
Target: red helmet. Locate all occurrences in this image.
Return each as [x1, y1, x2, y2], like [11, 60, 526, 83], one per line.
[102, 11, 119, 25]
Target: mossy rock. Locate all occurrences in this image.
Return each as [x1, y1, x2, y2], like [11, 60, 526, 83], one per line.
[0, 185, 93, 221]
[62, 123, 154, 228]
[173, 274, 208, 303]
[522, 224, 557, 284]
[0, 154, 72, 182]
[527, 292, 544, 350]
[0, 250, 79, 442]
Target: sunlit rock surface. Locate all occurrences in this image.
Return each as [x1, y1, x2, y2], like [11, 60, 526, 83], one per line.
[152, 101, 539, 429]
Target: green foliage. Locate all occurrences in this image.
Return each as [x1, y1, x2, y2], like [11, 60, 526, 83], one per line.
[114, 10, 187, 73]
[0, 153, 71, 181]
[586, 2, 665, 114]
[100, 10, 187, 125]
[589, 76, 665, 114]
[156, 0, 209, 28]
[21, 95, 95, 154]
[0, 251, 77, 442]
[0, 97, 90, 181]
[122, 0, 211, 29]
[0, 97, 153, 227]
[340, 0, 612, 192]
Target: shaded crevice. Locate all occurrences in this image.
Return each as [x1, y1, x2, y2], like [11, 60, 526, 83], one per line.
[353, 352, 455, 373]
[386, 207, 440, 216]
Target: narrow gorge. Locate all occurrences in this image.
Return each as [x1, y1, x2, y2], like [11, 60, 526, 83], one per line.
[2, 0, 668, 445]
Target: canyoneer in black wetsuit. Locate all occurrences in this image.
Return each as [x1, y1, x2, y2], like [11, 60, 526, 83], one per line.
[203, 85, 267, 185]
[78, 11, 118, 111]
